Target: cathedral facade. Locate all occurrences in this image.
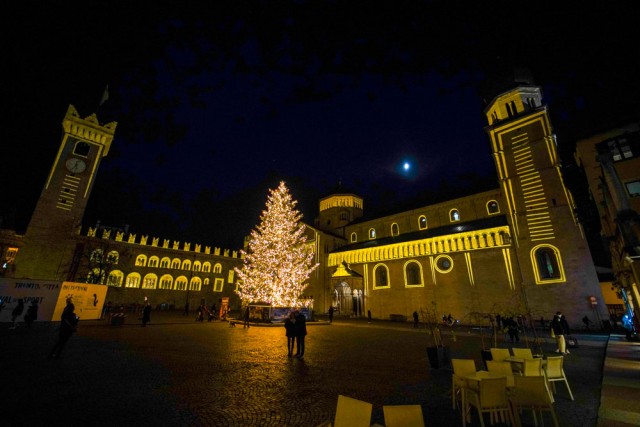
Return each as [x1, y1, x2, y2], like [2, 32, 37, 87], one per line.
[1, 84, 607, 325]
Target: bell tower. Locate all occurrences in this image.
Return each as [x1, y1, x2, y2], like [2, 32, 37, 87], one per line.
[16, 105, 117, 280]
[484, 85, 604, 319]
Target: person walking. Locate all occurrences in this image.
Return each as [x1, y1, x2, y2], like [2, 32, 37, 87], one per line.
[551, 311, 571, 355]
[367, 309, 372, 324]
[141, 303, 151, 327]
[48, 299, 78, 359]
[24, 300, 39, 327]
[582, 315, 592, 330]
[284, 312, 296, 357]
[243, 306, 250, 328]
[328, 306, 334, 323]
[294, 310, 307, 359]
[9, 299, 25, 329]
[413, 310, 419, 328]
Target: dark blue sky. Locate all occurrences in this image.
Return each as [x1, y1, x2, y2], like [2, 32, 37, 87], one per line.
[3, 1, 639, 249]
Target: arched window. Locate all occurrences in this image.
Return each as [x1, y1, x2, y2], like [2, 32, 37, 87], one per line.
[87, 268, 105, 284]
[159, 274, 173, 290]
[174, 276, 188, 291]
[391, 223, 399, 237]
[193, 261, 201, 272]
[369, 228, 376, 239]
[202, 262, 211, 273]
[418, 215, 427, 230]
[135, 255, 147, 267]
[106, 251, 119, 264]
[142, 273, 158, 289]
[404, 261, 423, 286]
[373, 264, 389, 288]
[90, 249, 104, 263]
[449, 209, 460, 222]
[160, 257, 170, 268]
[213, 263, 222, 273]
[107, 270, 123, 287]
[487, 200, 500, 214]
[204, 278, 210, 285]
[125, 273, 141, 288]
[148, 256, 159, 268]
[189, 277, 202, 291]
[350, 232, 357, 243]
[531, 245, 565, 283]
[171, 258, 181, 269]
[73, 141, 90, 156]
[181, 259, 192, 270]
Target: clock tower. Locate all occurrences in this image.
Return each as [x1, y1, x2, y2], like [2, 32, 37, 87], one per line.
[16, 105, 117, 280]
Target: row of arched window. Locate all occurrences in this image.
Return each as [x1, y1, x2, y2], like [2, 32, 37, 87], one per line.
[350, 200, 501, 243]
[103, 270, 227, 292]
[134, 254, 223, 273]
[369, 244, 563, 288]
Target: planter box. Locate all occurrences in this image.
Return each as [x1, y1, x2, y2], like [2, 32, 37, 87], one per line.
[427, 345, 450, 369]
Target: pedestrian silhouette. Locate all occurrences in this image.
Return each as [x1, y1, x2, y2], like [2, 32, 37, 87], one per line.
[294, 311, 307, 359]
[142, 303, 151, 327]
[24, 300, 39, 327]
[9, 299, 24, 329]
[285, 312, 296, 357]
[48, 298, 79, 359]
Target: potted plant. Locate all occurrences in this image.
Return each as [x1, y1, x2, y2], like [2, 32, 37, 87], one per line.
[419, 302, 451, 369]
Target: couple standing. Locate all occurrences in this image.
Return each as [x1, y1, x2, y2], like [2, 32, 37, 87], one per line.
[284, 310, 307, 359]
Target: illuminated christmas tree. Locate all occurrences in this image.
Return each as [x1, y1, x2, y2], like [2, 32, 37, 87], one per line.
[235, 181, 319, 307]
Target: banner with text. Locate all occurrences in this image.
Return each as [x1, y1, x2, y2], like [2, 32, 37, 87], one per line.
[0, 278, 62, 322]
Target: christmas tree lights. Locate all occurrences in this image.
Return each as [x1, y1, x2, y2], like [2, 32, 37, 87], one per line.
[235, 182, 319, 308]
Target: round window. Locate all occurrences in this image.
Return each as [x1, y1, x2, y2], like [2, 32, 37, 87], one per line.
[435, 255, 453, 273]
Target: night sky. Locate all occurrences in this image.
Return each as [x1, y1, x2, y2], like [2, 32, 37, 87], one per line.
[2, 1, 639, 251]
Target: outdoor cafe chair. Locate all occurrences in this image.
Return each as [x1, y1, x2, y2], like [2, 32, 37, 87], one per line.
[316, 394, 373, 427]
[486, 360, 516, 388]
[490, 347, 512, 362]
[463, 376, 515, 427]
[545, 356, 574, 401]
[383, 404, 425, 427]
[511, 347, 534, 360]
[452, 358, 478, 409]
[522, 358, 544, 377]
[509, 375, 559, 427]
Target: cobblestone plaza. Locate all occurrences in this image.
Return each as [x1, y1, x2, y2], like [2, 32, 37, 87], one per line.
[3, 313, 606, 426]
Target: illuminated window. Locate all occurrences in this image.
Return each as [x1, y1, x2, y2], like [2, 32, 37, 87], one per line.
[626, 180, 640, 197]
[404, 261, 423, 286]
[160, 257, 170, 268]
[189, 277, 202, 291]
[148, 256, 159, 268]
[213, 263, 222, 273]
[159, 274, 173, 289]
[135, 255, 147, 267]
[87, 268, 105, 284]
[434, 255, 453, 273]
[181, 259, 192, 270]
[202, 262, 211, 272]
[193, 261, 201, 272]
[419, 215, 427, 230]
[535, 247, 560, 279]
[125, 273, 141, 288]
[174, 276, 188, 291]
[90, 249, 104, 263]
[142, 273, 158, 289]
[373, 264, 389, 288]
[450, 209, 460, 222]
[350, 232, 357, 243]
[391, 223, 399, 237]
[171, 258, 180, 269]
[107, 270, 123, 287]
[369, 228, 376, 239]
[106, 251, 119, 264]
[214, 278, 224, 292]
[607, 137, 635, 161]
[204, 278, 210, 285]
[487, 200, 500, 214]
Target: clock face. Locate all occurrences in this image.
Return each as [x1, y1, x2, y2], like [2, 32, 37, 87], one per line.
[65, 158, 87, 173]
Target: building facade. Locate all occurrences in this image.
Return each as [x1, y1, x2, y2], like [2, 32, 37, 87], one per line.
[574, 122, 640, 331]
[2, 84, 608, 326]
